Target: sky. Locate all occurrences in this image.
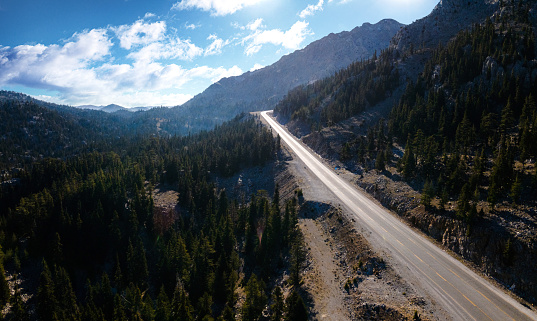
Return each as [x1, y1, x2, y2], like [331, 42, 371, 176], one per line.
[0, 0, 439, 107]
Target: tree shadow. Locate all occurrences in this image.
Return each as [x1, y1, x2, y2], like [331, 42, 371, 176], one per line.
[298, 201, 332, 220]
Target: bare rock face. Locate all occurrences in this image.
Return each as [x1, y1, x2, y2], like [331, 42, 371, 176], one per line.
[390, 0, 499, 51]
[181, 19, 403, 112]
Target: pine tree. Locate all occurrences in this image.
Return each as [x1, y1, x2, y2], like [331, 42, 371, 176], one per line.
[155, 286, 171, 321]
[402, 138, 416, 179]
[439, 187, 449, 211]
[37, 260, 59, 321]
[510, 174, 522, 204]
[488, 180, 500, 210]
[241, 274, 267, 321]
[421, 179, 434, 208]
[285, 290, 308, 321]
[197, 292, 213, 321]
[289, 231, 306, 287]
[457, 183, 471, 220]
[218, 304, 235, 321]
[113, 253, 123, 291]
[50, 232, 63, 266]
[500, 99, 515, 133]
[54, 265, 81, 320]
[113, 294, 128, 321]
[375, 150, 386, 171]
[490, 139, 514, 192]
[135, 237, 149, 289]
[172, 284, 194, 321]
[270, 286, 284, 321]
[0, 255, 9, 308]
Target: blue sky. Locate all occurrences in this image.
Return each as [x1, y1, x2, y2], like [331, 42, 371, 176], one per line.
[0, 0, 438, 107]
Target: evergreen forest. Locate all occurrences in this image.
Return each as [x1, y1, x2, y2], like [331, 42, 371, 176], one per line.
[0, 113, 308, 320]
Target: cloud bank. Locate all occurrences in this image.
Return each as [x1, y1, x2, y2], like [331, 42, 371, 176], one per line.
[299, 0, 325, 18]
[0, 20, 242, 107]
[242, 20, 313, 56]
[0, 3, 314, 108]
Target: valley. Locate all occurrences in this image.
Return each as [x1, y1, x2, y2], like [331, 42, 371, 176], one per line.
[2, 0, 537, 320]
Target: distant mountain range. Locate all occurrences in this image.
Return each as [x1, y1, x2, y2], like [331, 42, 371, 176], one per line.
[76, 104, 154, 113]
[2, 0, 505, 135]
[1, 19, 403, 133]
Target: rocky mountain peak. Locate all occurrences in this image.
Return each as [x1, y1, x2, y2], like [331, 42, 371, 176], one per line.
[390, 0, 499, 51]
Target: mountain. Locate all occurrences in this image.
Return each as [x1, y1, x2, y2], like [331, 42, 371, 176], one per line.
[184, 19, 403, 111]
[390, 0, 499, 51]
[1, 20, 404, 135]
[99, 104, 127, 113]
[76, 104, 103, 110]
[170, 19, 404, 133]
[76, 104, 152, 113]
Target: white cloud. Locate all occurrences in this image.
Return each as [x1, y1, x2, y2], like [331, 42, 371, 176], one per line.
[188, 65, 243, 82]
[144, 12, 156, 19]
[0, 25, 243, 107]
[127, 38, 204, 63]
[247, 18, 264, 31]
[299, 0, 324, 18]
[185, 22, 200, 30]
[0, 29, 112, 93]
[112, 20, 166, 50]
[250, 63, 264, 72]
[172, 0, 264, 16]
[231, 18, 263, 31]
[242, 21, 313, 56]
[204, 34, 229, 56]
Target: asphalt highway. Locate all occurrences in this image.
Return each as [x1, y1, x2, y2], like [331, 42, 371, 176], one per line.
[261, 110, 537, 321]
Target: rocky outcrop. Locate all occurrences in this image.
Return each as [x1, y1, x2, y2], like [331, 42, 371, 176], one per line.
[356, 175, 537, 304]
[390, 0, 499, 52]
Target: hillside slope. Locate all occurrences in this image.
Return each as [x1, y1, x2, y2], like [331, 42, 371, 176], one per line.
[273, 0, 537, 305]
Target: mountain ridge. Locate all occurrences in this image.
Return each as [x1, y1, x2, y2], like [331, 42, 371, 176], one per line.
[175, 19, 404, 128]
[76, 104, 153, 113]
[390, 0, 499, 51]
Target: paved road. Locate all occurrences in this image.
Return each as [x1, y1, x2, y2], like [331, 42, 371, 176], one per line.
[261, 111, 537, 321]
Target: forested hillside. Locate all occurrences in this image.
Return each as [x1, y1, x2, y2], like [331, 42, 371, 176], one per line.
[274, 0, 537, 304]
[275, 48, 400, 129]
[0, 91, 222, 140]
[0, 114, 309, 320]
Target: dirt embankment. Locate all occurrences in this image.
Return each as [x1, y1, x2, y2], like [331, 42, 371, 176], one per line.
[271, 141, 438, 320]
[298, 201, 434, 320]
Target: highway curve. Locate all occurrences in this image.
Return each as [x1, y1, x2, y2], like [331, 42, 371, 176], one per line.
[261, 110, 537, 321]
